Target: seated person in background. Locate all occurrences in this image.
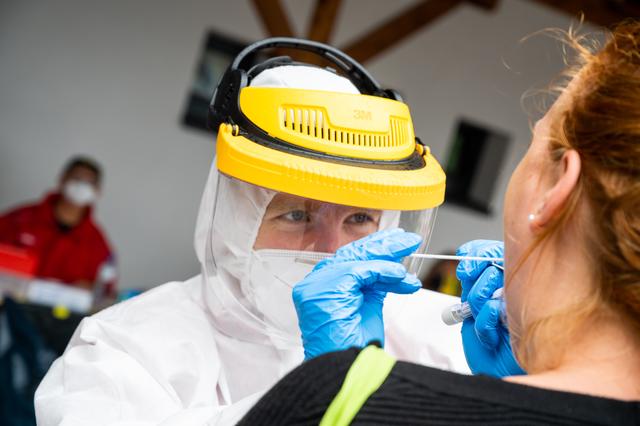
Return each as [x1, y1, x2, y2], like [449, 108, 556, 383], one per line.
[0, 156, 117, 300]
[239, 22, 640, 425]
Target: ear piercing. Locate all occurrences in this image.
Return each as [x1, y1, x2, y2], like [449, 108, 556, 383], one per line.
[528, 213, 536, 222]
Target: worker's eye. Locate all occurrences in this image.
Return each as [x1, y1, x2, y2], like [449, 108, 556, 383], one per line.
[280, 210, 310, 223]
[346, 212, 374, 224]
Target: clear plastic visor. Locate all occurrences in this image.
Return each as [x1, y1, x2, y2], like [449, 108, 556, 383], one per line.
[220, 174, 438, 274]
[203, 173, 438, 349]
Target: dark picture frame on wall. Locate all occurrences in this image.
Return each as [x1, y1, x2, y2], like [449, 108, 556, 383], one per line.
[444, 119, 511, 215]
[181, 32, 252, 133]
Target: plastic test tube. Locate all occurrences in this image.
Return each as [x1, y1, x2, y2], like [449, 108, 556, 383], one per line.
[441, 262, 504, 326]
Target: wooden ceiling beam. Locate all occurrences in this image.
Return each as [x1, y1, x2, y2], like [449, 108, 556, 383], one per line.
[341, 0, 464, 64]
[530, 0, 640, 28]
[251, 0, 295, 37]
[297, 0, 343, 64]
[307, 0, 342, 42]
[466, 0, 500, 10]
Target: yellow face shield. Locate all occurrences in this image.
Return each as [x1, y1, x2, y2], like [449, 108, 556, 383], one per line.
[216, 86, 445, 211]
[209, 37, 446, 212]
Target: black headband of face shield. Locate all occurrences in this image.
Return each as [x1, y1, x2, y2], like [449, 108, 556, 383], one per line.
[208, 37, 403, 131]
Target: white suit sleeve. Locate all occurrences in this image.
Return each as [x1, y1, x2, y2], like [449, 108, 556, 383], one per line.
[384, 289, 470, 374]
[35, 309, 261, 425]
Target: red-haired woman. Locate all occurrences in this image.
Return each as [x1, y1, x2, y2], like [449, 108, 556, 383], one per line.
[239, 22, 640, 426]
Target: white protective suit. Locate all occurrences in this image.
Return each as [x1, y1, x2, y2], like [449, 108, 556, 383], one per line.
[35, 66, 469, 426]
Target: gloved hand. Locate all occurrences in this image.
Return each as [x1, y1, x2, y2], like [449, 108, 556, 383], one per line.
[293, 229, 422, 360]
[456, 240, 526, 377]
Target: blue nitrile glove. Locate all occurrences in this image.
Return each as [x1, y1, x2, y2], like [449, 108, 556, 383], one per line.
[293, 229, 422, 360]
[457, 240, 526, 377]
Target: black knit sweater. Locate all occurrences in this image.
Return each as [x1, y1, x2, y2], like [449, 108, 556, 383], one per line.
[239, 348, 639, 425]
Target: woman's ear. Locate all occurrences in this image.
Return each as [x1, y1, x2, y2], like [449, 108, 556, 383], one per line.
[529, 150, 581, 231]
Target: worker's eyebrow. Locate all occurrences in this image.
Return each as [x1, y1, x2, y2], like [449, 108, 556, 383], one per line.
[265, 194, 309, 213]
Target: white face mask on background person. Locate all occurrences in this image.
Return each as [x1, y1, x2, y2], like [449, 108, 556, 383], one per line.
[62, 180, 97, 207]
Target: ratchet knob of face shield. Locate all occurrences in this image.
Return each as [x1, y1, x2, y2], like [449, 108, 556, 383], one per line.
[217, 123, 239, 136]
[415, 137, 430, 158]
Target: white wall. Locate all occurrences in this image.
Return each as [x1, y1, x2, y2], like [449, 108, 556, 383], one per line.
[0, 0, 593, 289]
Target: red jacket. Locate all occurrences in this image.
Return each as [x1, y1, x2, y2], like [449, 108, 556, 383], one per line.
[0, 193, 116, 297]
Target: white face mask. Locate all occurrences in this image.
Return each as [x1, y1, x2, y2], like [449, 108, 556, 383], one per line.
[62, 180, 97, 207]
[245, 249, 316, 341]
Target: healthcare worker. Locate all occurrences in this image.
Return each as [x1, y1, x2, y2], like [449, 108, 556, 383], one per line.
[35, 38, 467, 426]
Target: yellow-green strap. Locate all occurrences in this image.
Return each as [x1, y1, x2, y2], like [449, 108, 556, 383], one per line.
[319, 346, 396, 426]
